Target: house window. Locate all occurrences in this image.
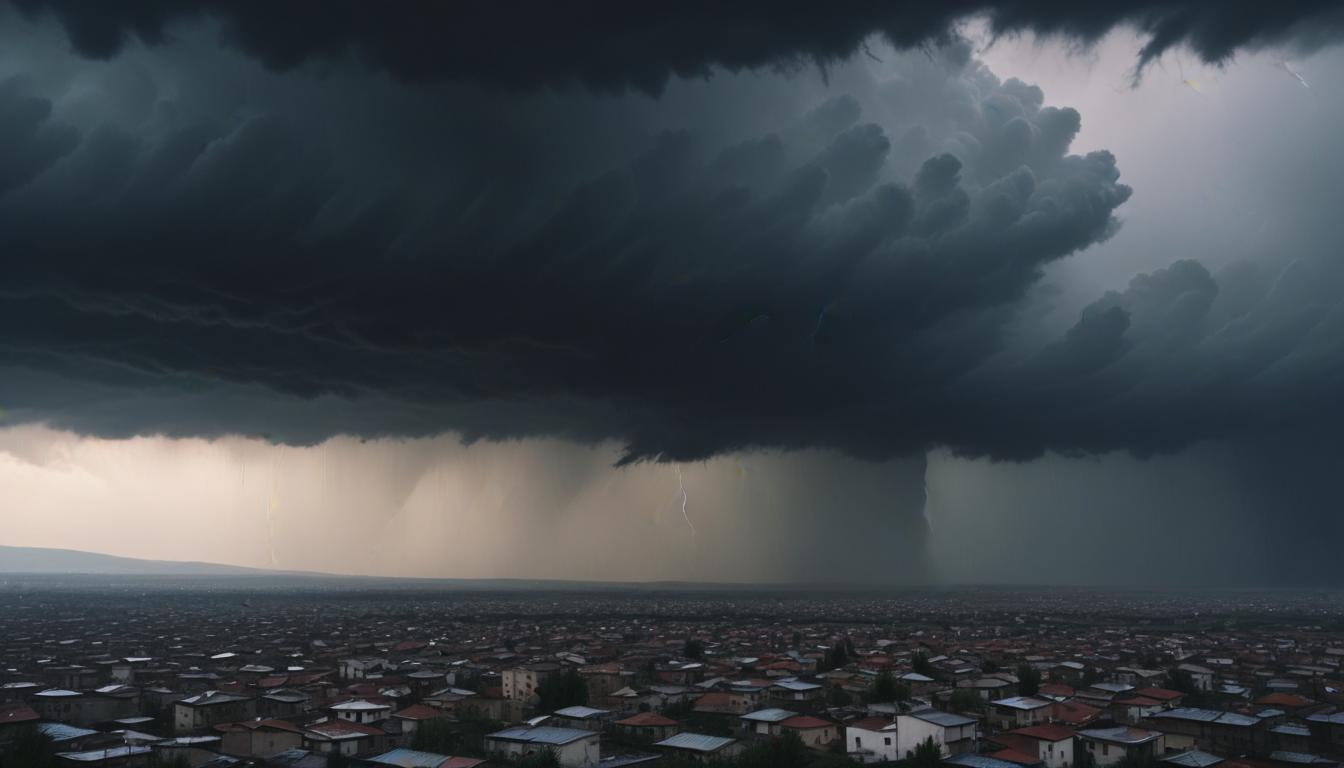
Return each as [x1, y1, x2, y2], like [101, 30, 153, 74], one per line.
[885, 738, 892, 746]
[1102, 744, 1110, 756]
[856, 738, 862, 748]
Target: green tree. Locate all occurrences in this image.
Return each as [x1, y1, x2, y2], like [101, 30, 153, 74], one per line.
[950, 688, 981, 713]
[908, 735, 943, 768]
[0, 725, 57, 768]
[870, 670, 897, 703]
[518, 748, 562, 768]
[326, 751, 350, 768]
[684, 638, 705, 660]
[411, 717, 457, 755]
[538, 667, 589, 712]
[1017, 664, 1042, 697]
[737, 730, 808, 768]
[1115, 752, 1155, 768]
[829, 686, 853, 706]
[912, 651, 932, 676]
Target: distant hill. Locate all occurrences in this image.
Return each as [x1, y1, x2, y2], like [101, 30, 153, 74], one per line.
[0, 545, 283, 576]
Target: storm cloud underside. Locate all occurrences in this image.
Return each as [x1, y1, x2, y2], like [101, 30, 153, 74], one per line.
[2, 7, 1344, 583]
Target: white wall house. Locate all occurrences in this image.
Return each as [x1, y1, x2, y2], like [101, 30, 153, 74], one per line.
[1008, 725, 1076, 768]
[486, 725, 600, 768]
[895, 709, 979, 758]
[846, 717, 899, 763]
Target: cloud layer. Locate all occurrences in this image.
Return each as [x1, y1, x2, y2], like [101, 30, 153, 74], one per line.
[11, 0, 1344, 91]
[0, 13, 1342, 473]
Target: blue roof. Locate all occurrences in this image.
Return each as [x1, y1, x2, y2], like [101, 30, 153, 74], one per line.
[554, 705, 611, 719]
[1161, 750, 1224, 768]
[367, 748, 454, 767]
[599, 755, 663, 767]
[1269, 752, 1336, 765]
[655, 732, 738, 753]
[741, 708, 797, 722]
[37, 722, 98, 742]
[910, 708, 977, 727]
[488, 726, 598, 746]
[1152, 708, 1260, 727]
[992, 696, 1051, 710]
[946, 754, 1025, 768]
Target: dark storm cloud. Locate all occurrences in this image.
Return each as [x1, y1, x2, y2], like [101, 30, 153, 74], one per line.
[955, 257, 1344, 459]
[9, 0, 1344, 92]
[1, 18, 1343, 471]
[0, 45, 1144, 462]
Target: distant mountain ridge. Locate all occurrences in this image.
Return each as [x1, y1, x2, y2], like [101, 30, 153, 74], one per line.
[0, 545, 287, 576]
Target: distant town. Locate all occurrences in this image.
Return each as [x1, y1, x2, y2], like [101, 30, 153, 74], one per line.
[3, 578, 1344, 768]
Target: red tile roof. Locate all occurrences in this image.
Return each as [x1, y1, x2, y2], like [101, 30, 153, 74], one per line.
[1254, 693, 1313, 708]
[992, 748, 1044, 765]
[215, 718, 302, 734]
[1052, 700, 1101, 726]
[1136, 687, 1183, 701]
[395, 704, 444, 720]
[1012, 724, 1076, 742]
[0, 704, 39, 725]
[847, 717, 894, 732]
[305, 719, 384, 739]
[616, 712, 678, 727]
[780, 715, 832, 730]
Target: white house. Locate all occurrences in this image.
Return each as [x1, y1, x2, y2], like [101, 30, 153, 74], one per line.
[1177, 665, 1215, 692]
[895, 708, 979, 757]
[340, 658, 389, 680]
[485, 725, 600, 768]
[990, 697, 1052, 730]
[846, 716, 899, 763]
[654, 732, 743, 763]
[330, 699, 393, 724]
[740, 708, 796, 738]
[1007, 724, 1076, 768]
[1078, 726, 1166, 767]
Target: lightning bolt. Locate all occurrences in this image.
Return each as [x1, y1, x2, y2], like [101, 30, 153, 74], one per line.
[266, 459, 279, 568]
[809, 304, 832, 348]
[675, 465, 696, 545]
[1280, 61, 1311, 89]
[922, 469, 933, 534]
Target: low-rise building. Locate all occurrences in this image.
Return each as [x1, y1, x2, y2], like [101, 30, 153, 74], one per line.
[174, 691, 255, 734]
[653, 732, 742, 763]
[896, 709, 980, 757]
[847, 716, 898, 764]
[1078, 726, 1165, 766]
[486, 725, 601, 768]
[991, 697, 1052, 730]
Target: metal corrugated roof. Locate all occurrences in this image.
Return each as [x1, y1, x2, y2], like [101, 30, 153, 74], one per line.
[1152, 708, 1260, 727]
[741, 708, 797, 722]
[1160, 750, 1224, 767]
[554, 705, 610, 719]
[993, 696, 1051, 710]
[1269, 752, 1336, 765]
[487, 726, 597, 745]
[366, 748, 453, 767]
[945, 753, 1025, 768]
[910, 709, 977, 727]
[37, 722, 98, 742]
[655, 732, 737, 753]
[1079, 726, 1163, 745]
[57, 746, 154, 762]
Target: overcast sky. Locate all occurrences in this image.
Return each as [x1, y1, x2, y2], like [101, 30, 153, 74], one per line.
[3, 3, 1344, 585]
